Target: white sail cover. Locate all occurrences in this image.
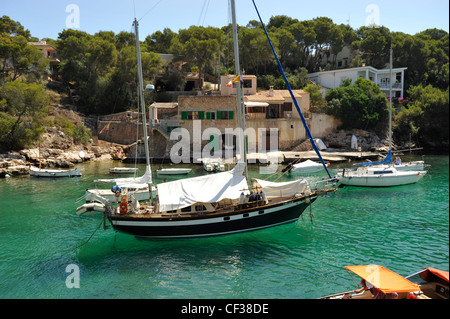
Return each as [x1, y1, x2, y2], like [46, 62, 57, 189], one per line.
[157, 169, 248, 212]
[253, 178, 308, 199]
[94, 165, 152, 187]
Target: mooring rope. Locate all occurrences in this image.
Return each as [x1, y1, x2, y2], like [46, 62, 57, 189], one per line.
[65, 213, 107, 254]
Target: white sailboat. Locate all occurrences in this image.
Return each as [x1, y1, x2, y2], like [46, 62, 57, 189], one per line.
[90, 1, 335, 239]
[82, 24, 155, 204]
[336, 47, 427, 187]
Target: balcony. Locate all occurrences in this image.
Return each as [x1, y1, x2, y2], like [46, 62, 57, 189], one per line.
[377, 82, 402, 89]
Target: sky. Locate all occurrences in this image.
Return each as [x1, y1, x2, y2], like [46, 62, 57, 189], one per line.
[1, 0, 449, 41]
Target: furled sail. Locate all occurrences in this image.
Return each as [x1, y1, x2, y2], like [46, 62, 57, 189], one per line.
[94, 164, 152, 187]
[354, 150, 393, 166]
[157, 168, 248, 212]
[252, 178, 308, 199]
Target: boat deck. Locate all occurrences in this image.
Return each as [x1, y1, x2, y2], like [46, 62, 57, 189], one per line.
[107, 194, 322, 220]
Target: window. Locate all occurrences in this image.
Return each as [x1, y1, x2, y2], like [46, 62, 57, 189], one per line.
[247, 106, 265, 113]
[243, 79, 253, 88]
[217, 110, 233, 120]
[195, 205, 207, 212]
[206, 111, 216, 120]
[181, 110, 201, 120]
[281, 102, 292, 118]
[266, 104, 280, 119]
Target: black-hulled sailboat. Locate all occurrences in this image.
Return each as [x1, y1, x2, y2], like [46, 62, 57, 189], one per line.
[91, 1, 336, 239]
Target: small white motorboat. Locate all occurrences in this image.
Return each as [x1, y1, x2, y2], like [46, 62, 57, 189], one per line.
[203, 158, 225, 172]
[203, 159, 214, 172]
[288, 160, 329, 174]
[156, 168, 191, 175]
[109, 167, 138, 174]
[29, 166, 82, 177]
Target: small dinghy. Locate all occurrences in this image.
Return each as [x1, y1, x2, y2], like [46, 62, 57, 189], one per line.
[109, 167, 138, 174]
[287, 160, 329, 174]
[76, 202, 106, 215]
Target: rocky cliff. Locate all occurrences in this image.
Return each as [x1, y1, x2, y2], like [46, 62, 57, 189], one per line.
[1, 127, 129, 177]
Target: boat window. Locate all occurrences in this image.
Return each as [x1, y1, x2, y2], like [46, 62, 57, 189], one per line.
[181, 206, 191, 212]
[374, 170, 393, 174]
[195, 205, 207, 212]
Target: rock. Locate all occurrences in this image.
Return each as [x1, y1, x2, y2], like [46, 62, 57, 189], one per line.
[322, 129, 385, 151]
[3, 125, 130, 176]
[0, 152, 30, 177]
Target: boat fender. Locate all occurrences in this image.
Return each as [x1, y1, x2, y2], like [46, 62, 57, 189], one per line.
[119, 194, 128, 214]
[119, 201, 128, 214]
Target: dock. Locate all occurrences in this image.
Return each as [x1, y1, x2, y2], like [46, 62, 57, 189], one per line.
[127, 150, 383, 165]
[244, 150, 382, 164]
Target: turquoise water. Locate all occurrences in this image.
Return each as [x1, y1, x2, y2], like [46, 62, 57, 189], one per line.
[0, 156, 448, 299]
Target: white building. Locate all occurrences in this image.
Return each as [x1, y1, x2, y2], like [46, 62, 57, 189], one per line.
[308, 66, 407, 98]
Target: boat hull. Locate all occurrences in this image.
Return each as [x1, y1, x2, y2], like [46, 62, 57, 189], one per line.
[338, 172, 425, 187]
[109, 167, 138, 174]
[108, 196, 317, 238]
[30, 166, 81, 177]
[156, 168, 191, 175]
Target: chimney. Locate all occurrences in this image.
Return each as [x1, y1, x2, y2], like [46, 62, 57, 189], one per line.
[269, 86, 274, 97]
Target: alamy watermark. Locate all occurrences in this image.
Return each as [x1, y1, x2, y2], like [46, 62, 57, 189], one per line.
[65, 264, 80, 288]
[66, 4, 80, 29]
[365, 4, 380, 28]
[169, 120, 279, 174]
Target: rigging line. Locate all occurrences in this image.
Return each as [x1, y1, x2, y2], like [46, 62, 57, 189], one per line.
[198, 0, 208, 26]
[252, 0, 333, 180]
[202, 0, 211, 26]
[138, 0, 164, 22]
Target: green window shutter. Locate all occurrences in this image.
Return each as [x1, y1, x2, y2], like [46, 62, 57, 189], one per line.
[181, 111, 187, 120]
[229, 111, 234, 120]
[206, 112, 211, 120]
[217, 111, 222, 120]
[198, 111, 204, 120]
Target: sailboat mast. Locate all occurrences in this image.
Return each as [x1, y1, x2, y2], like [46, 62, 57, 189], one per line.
[133, 18, 152, 189]
[389, 45, 393, 153]
[230, 0, 247, 178]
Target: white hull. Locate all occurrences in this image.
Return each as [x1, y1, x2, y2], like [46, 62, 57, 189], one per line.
[85, 187, 156, 202]
[76, 202, 106, 215]
[203, 159, 225, 172]
[290, 160, 327, 174]
[30, 166, 81, 177]
[337, 167, 426, 187]
[156, 168, 191, 175]
[394, 161, 424, 171]
[109, 167, 138, 174]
